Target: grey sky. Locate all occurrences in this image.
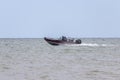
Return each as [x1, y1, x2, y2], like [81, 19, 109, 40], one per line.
[0, 0, 120, 38]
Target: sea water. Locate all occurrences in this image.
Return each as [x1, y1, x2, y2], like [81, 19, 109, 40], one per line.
[0, 38, 120, 80]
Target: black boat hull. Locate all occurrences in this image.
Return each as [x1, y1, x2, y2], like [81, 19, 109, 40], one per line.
[44, 37, 62, 45]
[44, 37, 82, 46]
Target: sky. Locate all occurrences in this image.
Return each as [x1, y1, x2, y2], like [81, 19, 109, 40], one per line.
[0, 0, 120, 38]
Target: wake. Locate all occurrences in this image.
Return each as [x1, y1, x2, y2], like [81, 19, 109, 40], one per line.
[80, 43, 107, 47]
[65, 43, 113, 47]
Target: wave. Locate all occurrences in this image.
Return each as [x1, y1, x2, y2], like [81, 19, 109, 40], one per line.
[65, 43, 113, 47]
[80, 43, 107, 47]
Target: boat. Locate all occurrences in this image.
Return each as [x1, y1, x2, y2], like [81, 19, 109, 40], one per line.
[44, 36, 82, 46]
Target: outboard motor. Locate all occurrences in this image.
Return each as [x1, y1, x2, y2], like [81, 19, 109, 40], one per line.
[75, 39, 82, 44]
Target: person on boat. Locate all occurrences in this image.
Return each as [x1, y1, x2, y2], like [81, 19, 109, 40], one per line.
[69, 38, 74, 42]
[62, 36, 67, 41]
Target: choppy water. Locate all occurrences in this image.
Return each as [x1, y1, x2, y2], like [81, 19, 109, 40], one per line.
[0, 38, 120, 80]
